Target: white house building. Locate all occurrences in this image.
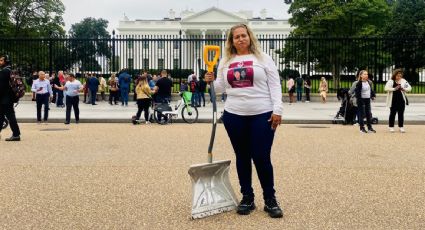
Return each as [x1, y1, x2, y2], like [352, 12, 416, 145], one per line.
[115, 7, 292, 71]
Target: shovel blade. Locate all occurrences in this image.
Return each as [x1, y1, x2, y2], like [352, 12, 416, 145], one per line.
[188, 160, 238, 219]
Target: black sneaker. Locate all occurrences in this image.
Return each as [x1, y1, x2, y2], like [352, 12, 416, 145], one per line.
[368, 128, 376, 133]
[360, 128, 368, 134]
[5, 136, 20, 142]
[237, 196, 255, 215]
[264, 198, 283, 218]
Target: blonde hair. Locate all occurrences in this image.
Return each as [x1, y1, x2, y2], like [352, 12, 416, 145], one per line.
[225, 24, 262, 61]
[358, 70, 368, 81]
[137, 77, 151, 95]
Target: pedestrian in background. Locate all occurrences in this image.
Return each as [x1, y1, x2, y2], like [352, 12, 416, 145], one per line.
[88, 74, 99, 105]
[108, 73, 119, 105]
[287, 77, 295, 104]
[31, 71, 53, 124]
[319, 77, 328, 103]
[385, 69, 412, 133]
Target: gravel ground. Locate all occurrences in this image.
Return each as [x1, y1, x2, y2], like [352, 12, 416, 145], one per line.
[1, 123, 425, 229]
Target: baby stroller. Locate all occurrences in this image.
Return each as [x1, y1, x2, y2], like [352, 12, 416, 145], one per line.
[333, 88, 356, 125]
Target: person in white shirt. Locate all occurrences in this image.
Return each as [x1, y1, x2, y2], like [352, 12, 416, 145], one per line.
[205, 23, 283, 218]
[55, 73, 82, 124]
[31, 71, 53, 124]
[384, 69, 412, 133]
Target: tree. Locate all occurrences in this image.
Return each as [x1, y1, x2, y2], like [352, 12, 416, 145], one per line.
[281, 0, 392, 89]
[386, 0, 425, 83]
[69, 18, 111, 72]
[7, 0, 65, 37]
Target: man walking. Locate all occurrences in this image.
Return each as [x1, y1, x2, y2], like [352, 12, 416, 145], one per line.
[0, 55, 21, 141]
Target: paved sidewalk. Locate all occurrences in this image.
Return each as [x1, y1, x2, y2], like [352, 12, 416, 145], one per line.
[1, 124, 425, 229]
[12, 100, 425, 124]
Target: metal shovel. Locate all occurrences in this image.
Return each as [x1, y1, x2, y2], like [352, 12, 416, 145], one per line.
[188, 45, 238, 219]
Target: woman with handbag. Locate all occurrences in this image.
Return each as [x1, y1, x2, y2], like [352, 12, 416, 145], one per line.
[108, 74, 119, 105]
[384, 69, 412, 133]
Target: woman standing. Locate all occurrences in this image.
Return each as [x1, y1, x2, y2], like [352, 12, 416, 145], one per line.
[55, 73, 82, 124]
[205, 24, 283, 218]
[319, 77, 328, 103]
[286, 77, 295, 104]
[134, 74, 153, 124]
[385, 69, 412, 133]
[355, 70, 376, 134]
[108, 74, 119, 105]
[98, 75, 107, 101]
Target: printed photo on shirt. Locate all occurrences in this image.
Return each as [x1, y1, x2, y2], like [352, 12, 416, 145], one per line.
[227, 61, 254, 88]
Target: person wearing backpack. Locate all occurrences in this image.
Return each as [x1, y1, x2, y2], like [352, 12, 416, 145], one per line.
[189, 75, 200, 107]
[295, 75, 303, 102]
[198, 77, 207, 107]
[0, 55, 21, 141]
[118, 69, 131, 106]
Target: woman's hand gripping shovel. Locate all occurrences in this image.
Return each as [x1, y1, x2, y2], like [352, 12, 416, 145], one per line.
[188, 45, 238, 219]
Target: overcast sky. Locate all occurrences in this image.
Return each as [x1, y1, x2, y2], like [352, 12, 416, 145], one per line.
[61, 0, 291, 33]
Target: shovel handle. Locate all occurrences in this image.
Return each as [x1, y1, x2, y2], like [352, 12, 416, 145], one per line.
[207, 80, 217, 163]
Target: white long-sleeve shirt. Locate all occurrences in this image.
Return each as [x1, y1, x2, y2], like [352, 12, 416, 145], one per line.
[214, 53, 283, 116]
[31, 79, 53, 95]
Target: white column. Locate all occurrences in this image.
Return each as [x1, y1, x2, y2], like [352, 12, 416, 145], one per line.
[200, 29, 207, 70]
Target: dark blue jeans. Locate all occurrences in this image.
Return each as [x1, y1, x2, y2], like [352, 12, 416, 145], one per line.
[222, 110, 276, 200]
[199, 92, 205, 106]
[36, 93, 49, 121]
[65, 95, 80, 123]
[120, 88, 129, 105]
[90, 89, 97, 105]
[191, 91, 199, 106]
[57, 90, 64, 106]
[296, 88, 303, 101]
[358, 98, 373, 130]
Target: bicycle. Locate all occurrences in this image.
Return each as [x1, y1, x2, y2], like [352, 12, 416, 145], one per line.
[153, 91, 199, 124]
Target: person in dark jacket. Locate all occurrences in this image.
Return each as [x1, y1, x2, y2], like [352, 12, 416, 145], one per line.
[88, 74, 100, 105]
[118, 69, 131, 106]
[355, 70, 376, 134]
[0, 55, 21, 141]
[198, 77, 207, 107]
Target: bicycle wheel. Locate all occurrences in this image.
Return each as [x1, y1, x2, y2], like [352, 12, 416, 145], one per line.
[181, 105, 198, 124]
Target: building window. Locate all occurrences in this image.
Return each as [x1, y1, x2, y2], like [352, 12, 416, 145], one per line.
[158, 41, 165, 49]
[269, 40, 275, 50]
[173, 59, 179, 69]
[158, 58, 164, 70]
[143, 59, 149, 70]
[127, 41, 134, 49]
[128, 58, 134, 69]
[173, 41, 180, 49]
[143, 41, 149, 49]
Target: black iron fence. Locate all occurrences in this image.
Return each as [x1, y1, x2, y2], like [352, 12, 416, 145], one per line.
[1, 35, 425, 94]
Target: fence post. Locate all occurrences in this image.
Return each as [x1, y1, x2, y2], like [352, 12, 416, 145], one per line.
[373, 37, 378, 92]
[112, 30, 116, 72]
[306, 37, 311, 78]
[49, 32, 53, 75]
